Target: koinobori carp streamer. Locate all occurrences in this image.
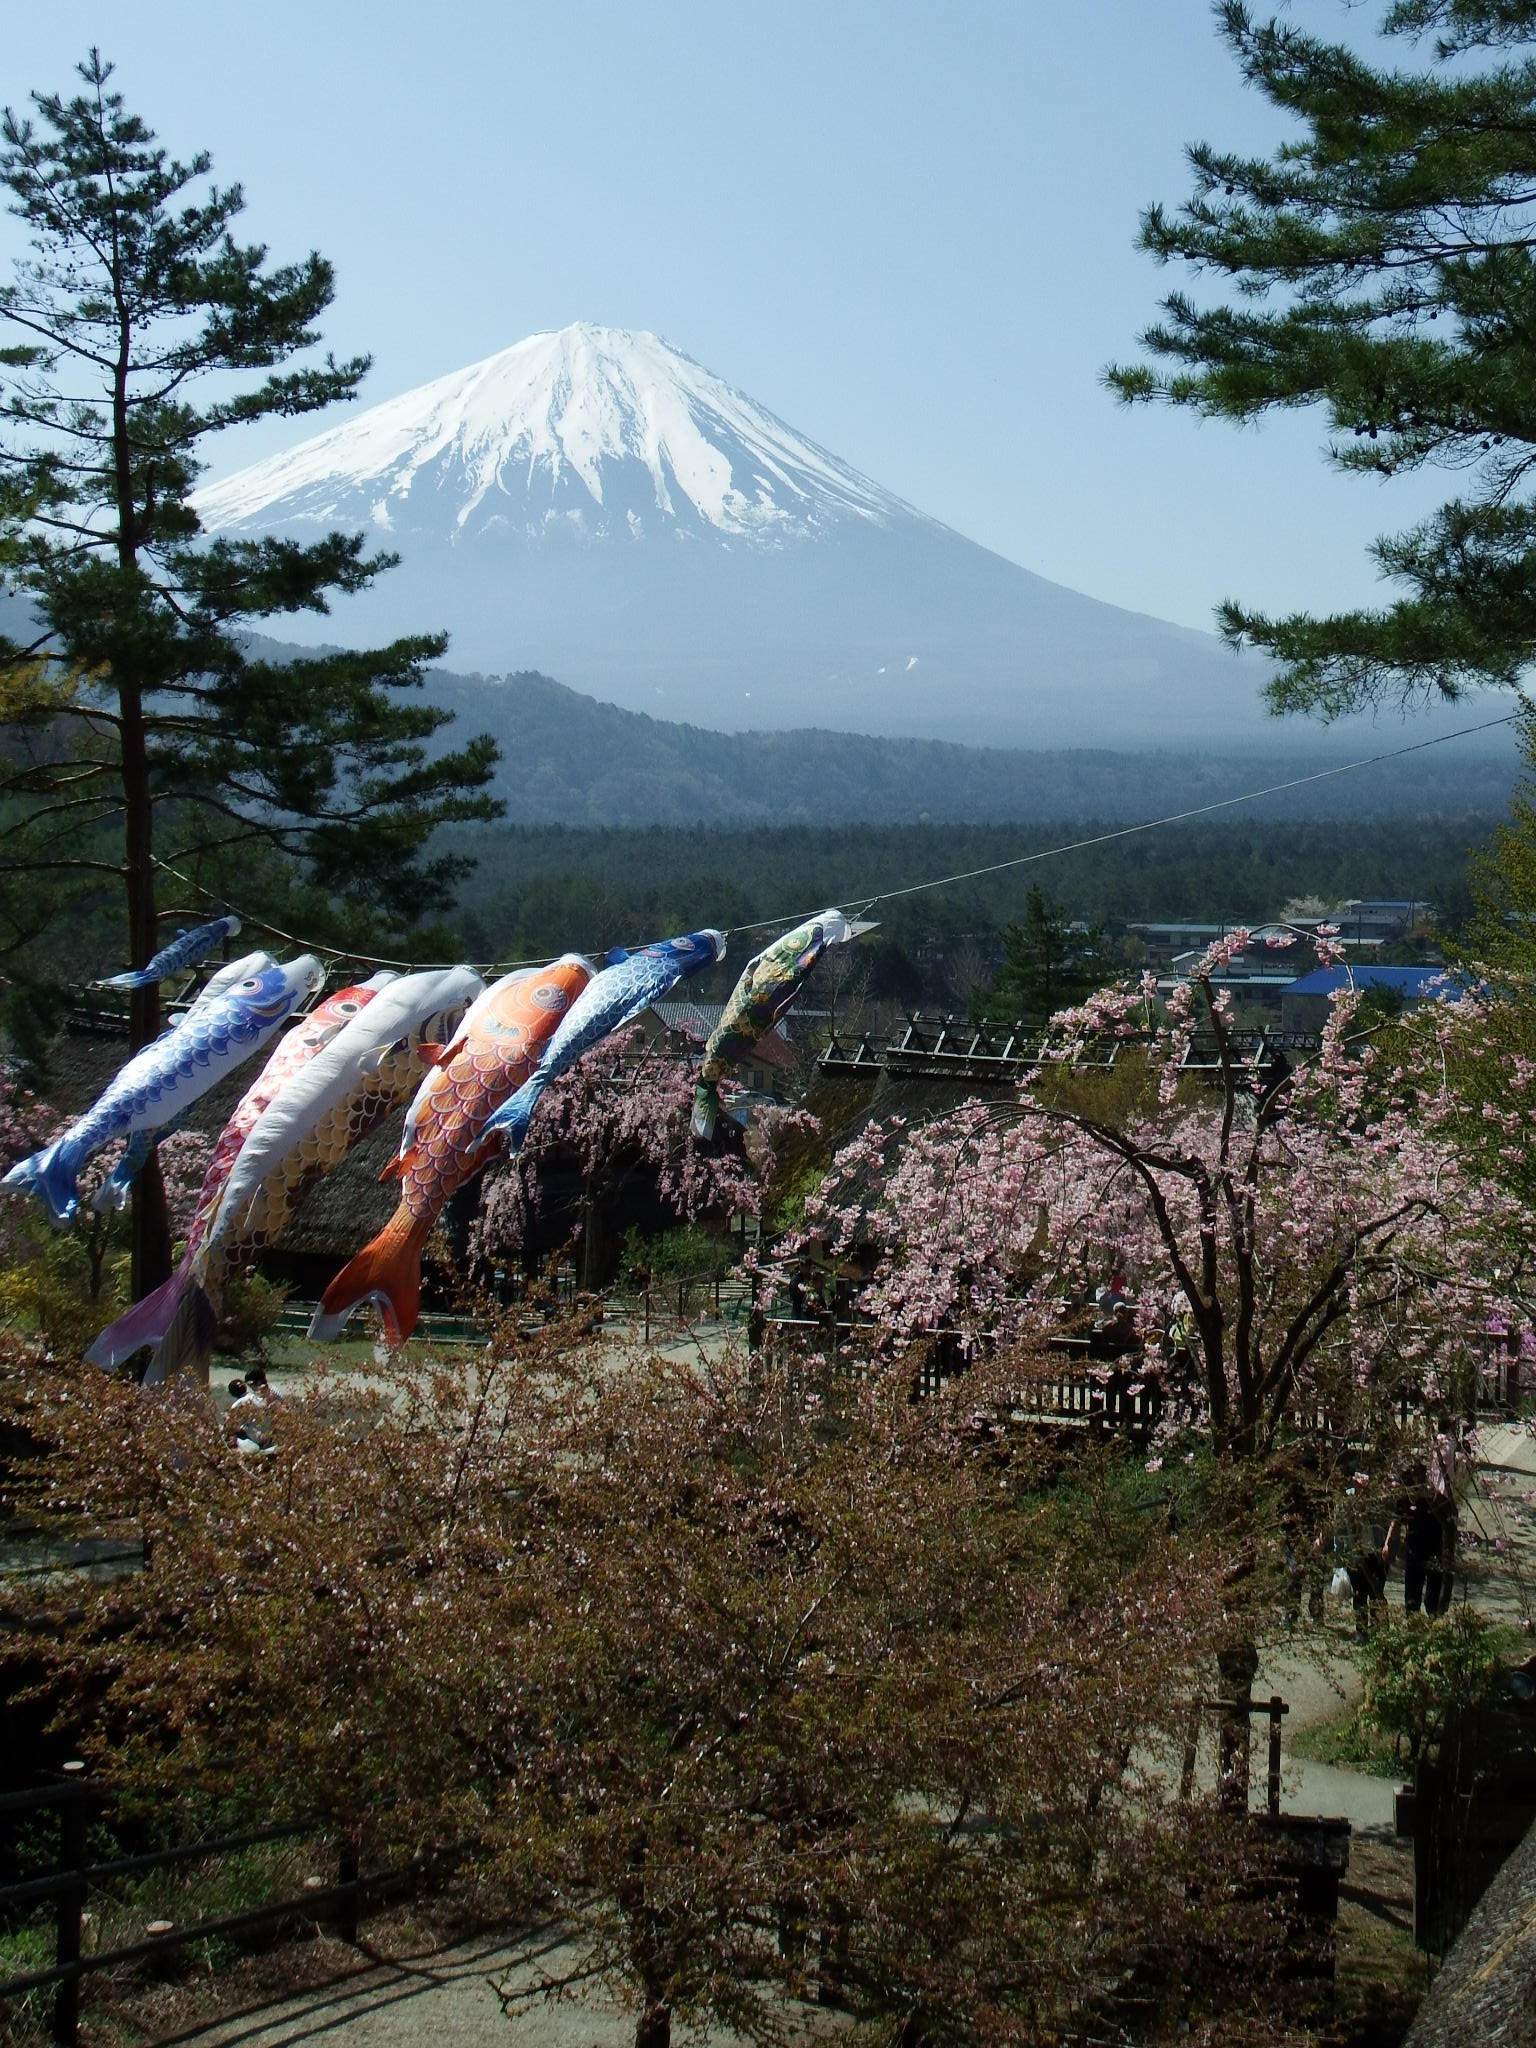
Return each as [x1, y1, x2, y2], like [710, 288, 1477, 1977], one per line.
[95, 914, 244, 990]
[3, 954, 323, 1224]
[310, 958, 591, 1347]
[483, 928, 725, 1157]
[692, 910, 852, 1140]
[84, 972, 398, 1375]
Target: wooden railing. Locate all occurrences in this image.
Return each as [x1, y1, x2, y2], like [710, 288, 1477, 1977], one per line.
[0, 1773, 394, 2046]
[758, 1315, 1164, 1432]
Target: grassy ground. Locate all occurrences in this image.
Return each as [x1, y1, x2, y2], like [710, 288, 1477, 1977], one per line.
[1331, 1835, 1431, 2047]
[1290, 1703, 1406, 1780]
[0, 1837, 340, 2048]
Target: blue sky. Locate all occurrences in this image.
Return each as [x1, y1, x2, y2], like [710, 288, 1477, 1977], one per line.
[4, 1, 1447, 637]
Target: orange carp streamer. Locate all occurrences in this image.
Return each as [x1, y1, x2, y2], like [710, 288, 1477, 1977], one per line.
[310, 956, 593, 1346]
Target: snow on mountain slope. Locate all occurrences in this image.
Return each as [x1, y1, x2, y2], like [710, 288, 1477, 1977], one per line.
[194, 322, 1284, 748]
[196, 324, 915, 543]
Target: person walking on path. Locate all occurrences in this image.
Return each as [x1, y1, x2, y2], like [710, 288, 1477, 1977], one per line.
[1384, 1465, 1454, 1615]
[1332, 1489, 1389, 1639]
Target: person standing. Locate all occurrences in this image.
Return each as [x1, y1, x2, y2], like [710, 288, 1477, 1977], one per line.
[1385, 1467, 1453, 1615]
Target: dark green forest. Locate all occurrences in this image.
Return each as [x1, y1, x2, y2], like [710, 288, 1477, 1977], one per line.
[2, 802, 1493, 1052]
[4, 808, 1495, 1029]
[448, 811, 1495, 978]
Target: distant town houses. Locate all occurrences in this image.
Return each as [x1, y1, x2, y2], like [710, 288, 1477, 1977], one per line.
[1279, 964, 1463, 1034]
[1127, 899, 1433, 965]
[1124, 899, 1440, 1019]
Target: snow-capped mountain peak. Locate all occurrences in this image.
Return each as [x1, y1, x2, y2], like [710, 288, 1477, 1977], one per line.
[189, 321, 1271, 752]
[195, 323, 916, 545]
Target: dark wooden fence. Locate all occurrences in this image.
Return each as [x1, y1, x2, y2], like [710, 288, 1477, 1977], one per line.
[1396, 1701, 1536, 1953]
[0, 1773, 389, 2046]
[759, 1314, 1165, 1433]
[266, 1271, 750, 1354]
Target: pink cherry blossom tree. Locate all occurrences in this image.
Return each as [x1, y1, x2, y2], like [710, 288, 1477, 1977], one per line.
[790, 936, 1531, 1774]
[799, 935, 1525, 1463]
[473, 1031, 761, 1293]
[0, 1064, 53, 1274]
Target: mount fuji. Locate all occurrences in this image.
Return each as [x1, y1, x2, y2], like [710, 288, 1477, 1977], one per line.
[197, 322, 1270, 748]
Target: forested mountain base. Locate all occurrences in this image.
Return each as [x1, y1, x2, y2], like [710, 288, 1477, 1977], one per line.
[2, 812, 1491, 1057]
[424, 666, 1518, 825]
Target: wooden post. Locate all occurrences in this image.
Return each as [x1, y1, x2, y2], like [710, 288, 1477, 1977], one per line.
[53, 1779, 87, 2048]
[1267, 1695, 1285, 1819]
[1216, 1637, 1261, 1813]
[1414, 1755, 1443, 1950]
[337, 1834, 360, 1946]
[1178, 1704, 1200, 1803]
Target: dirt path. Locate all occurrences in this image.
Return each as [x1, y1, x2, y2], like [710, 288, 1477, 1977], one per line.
[152, 1918, 810, 2048]
[159, 1927, 700, 2048]
[1459, 1417, 1536, 1631]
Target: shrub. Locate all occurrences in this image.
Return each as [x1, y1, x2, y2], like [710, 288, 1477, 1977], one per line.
[1361, 1609, 1511, 1761]
[1, 1330, 1304, 2048]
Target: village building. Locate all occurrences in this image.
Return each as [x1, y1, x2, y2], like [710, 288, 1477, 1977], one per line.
[1280, 964, 1463, 1034]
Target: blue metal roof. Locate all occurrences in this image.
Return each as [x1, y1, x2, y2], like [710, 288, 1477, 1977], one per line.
[1282, 965, 1458, 1000]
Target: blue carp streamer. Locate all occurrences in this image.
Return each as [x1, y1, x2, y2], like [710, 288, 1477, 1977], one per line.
[3, 956, 321, 1223]
[97, 915, 242, 990]
[484, 929, 725, 1155]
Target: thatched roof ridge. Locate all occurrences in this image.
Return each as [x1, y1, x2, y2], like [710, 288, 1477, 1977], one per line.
[1405, 1816, 1536, 2046]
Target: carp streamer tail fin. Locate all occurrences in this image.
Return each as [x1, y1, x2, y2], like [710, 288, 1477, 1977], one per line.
[2, 1138, 81, 1224]
[141, 1284, 220, 1388]
[309, 1206, 430, 1348]
[482, 1073, 545, 1156]
[85, 1260, 192, 1372]
[691, 1081, 720, 1142]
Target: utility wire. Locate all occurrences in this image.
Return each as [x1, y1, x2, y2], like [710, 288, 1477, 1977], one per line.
[732, 708, 1521, 937]
[153, 709, 1518, 972]
[147, 857, 554, 978]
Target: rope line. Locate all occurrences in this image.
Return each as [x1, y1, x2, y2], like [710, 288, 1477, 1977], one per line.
[147, 857, 557, 978]
[731, 709, 1521, 936]
[152, 709, 1519, 973]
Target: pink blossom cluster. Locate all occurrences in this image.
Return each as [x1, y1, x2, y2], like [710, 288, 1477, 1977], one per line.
[0, 1065, 56, 1267]
[797, 964, 1533, 1457]
[473, 1030, 760, 1268]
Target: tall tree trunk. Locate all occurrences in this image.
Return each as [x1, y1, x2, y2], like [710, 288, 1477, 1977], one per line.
[634, 1999, 671, 2048]
[579, 1181, 607, 1293]
[131, 1153, 171, 1299]
[121, 688, 170, 1295]
[112, 286, 172, 1299]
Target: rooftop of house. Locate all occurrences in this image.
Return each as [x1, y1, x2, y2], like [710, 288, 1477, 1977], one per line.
[1282, 965, 1463, 1000]
[1157, 971, 1299, 990]
[648, 1002, 798, 1069]
[1131, 901, 1433, 941]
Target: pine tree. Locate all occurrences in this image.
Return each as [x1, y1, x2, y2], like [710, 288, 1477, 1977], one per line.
[1109, 1, 1536, 719]
[974, 886, 1107, 1026]
[0, 52, 502, 1289]
[1463, 700, 1536, 979]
